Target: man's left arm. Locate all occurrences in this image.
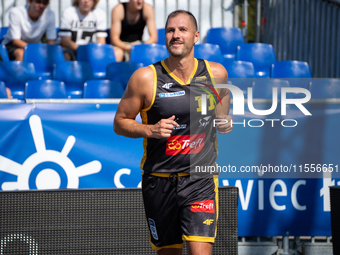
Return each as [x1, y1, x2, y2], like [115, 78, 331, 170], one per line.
[210, 62, 233, 134]
[143, 3, 157, 44]
[96, 9, 108, 44]
[46, 10, 56, 44]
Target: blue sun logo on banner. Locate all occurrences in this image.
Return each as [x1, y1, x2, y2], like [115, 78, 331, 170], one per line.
[0, 115, 102, 190]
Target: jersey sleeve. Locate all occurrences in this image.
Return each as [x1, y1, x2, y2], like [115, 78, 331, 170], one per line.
[45, 10, 56, 40]
[58, 8, 73, 37]
[95, 9, 107, 38]
[8, 8, 22, 40]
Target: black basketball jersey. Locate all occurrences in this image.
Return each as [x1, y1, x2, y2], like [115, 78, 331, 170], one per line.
[140, 59, 219, 173]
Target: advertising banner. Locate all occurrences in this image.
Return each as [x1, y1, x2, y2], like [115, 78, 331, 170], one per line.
[0, 102, 339, 236]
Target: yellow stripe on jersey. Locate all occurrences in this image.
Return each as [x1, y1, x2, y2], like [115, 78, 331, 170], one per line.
[215, 135, 219, 155]
[161, 58, 198, 85]
[140, 64, 157, 169]
[204, 60, 220, 155]
[140, 111, 148, 169]
[142, 64, 157, 112]
[204, 60, 216, 86]
[214, 176, 219, 238]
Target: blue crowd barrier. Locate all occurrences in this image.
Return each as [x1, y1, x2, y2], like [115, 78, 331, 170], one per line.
[0, 98, 339, 237]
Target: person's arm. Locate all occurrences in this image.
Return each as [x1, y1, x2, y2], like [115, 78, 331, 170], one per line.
[143, 3, 157, 44]
[46, 10, 56, 44]
[61, 36, 78, 51]
[59, 7, 77, 50]
[11, 39, 27, 49]
[96, 9, 107, 45]
[110, 4, 131, 52]
[209, 61, 233, 134]
[97, 37, 106, 44]
[8, 8, 26, 48]
[114, 67, 178, 138]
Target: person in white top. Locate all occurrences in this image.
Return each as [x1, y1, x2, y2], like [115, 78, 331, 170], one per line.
[1, 0, 56, 61]
[59, 0, 123, 61]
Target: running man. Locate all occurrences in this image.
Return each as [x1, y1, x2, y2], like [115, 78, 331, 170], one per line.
[114, 10, 232, 255]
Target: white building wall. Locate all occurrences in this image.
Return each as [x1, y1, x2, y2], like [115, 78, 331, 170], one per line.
[0, 0, 233, 43]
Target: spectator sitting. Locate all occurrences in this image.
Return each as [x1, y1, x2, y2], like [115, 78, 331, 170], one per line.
[110, 0, 157, 61]
[1, 0, 56, 61]
[59, 0, 123, 61]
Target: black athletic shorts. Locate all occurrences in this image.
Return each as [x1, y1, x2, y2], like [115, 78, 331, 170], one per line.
[142, 173, 218, 251]
[62, 47, 76, 60]
[5, 41, 19, 60]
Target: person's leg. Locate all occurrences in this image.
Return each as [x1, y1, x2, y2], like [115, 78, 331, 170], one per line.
[5, 42, 20, 61]
[157, 248, 183, 255]
[62, 48, 76, 61]
[13, 48, 24, 61]
[122, 40, 142, 61]
[63, 51, 72, 61]
[6, 87, 11, 99]
[186, 241, 212, 255]
[142, 174, 184, 252]
[179, 176, 218, 255]
[114, 47, 124, 62]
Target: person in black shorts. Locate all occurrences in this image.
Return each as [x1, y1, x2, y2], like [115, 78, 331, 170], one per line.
[1, 0, 56, 61]
[110, 0, 157, 61]
[114, 10, 233, 255]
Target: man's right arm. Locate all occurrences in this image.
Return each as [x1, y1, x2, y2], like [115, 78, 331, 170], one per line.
[8, 8, 26, 48]
[113, 67, 178, 138]
[110, 4, 131, 52]
[143, 3, 157, 44]
[61, 36, 78, 51]
[59, 8, 77, 51]
[45, 10, 56, 43]
[11, 39, 27, 49]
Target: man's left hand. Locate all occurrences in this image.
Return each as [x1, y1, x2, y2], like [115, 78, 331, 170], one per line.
[215, 115, 233, 134]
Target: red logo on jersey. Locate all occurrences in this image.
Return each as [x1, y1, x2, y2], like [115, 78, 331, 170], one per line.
[166, 133, 205, 155]
[191, 200, 215, 213]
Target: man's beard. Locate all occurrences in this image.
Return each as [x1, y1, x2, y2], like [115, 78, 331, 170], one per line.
[167, 39, 192, 57]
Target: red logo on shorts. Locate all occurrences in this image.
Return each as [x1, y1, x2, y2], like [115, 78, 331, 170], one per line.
[190, 200, 215, 213]
[166, 133, 205, 155]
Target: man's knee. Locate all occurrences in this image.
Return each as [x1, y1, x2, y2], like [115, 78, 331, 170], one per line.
[63, 52, 72, 61]
[186, 241, 212, 255]
[114, 47, 124, 62]
[14, 48, 24, 61]
[157, 248, 182, 255]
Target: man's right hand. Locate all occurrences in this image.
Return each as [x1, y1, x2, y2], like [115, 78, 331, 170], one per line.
[149, 115, 179, 139]
[125, 43, 132, 52]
